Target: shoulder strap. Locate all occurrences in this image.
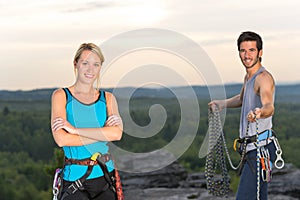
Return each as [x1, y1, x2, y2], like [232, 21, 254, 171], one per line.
[100, 90, 108, 119]
[98, 90, 107, 103]
[62, 88, 72, 103]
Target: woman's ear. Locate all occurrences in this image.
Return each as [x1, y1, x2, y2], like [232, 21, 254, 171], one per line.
[73, 61, 78, 77]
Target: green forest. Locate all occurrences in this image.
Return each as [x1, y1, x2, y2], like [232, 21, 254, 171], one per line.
[0, 95, 300, 199]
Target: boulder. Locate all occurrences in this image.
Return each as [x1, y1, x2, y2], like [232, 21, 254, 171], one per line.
[117, 150, 300, 199]
[117, 150, 187, 189]
[269, 163, 300, 199]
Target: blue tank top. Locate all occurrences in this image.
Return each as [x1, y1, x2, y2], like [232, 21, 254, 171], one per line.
[239, 67, 273, 140]
[62, 88, 114, 181]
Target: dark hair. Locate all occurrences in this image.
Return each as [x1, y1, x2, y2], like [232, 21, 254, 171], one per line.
[237, 31, 263, 51]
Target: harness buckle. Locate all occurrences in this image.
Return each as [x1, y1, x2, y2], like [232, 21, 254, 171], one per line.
[68, 183, 79, 194]
[89, 160, 97, 165]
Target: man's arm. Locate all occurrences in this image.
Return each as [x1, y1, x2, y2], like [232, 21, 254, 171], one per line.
[208, 81, 245, 111]
[253, 71, 275, 118]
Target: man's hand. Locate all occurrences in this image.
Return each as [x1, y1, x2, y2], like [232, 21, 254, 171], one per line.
[247, 107, 262, 122]
[208, 100, 225, 112]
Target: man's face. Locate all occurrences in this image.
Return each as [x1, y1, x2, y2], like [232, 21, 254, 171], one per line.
[239, 41, 262, 69]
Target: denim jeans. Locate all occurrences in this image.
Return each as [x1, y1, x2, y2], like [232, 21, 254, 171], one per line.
[236, 142, 276, 200]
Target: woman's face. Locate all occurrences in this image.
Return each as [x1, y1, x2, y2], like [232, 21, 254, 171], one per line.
[75, 50, 101, 85]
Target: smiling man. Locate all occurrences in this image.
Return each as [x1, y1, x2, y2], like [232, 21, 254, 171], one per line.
[209, 31, 277, 200]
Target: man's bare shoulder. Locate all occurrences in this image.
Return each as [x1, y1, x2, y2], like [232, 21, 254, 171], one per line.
[257, 69, 275, 84]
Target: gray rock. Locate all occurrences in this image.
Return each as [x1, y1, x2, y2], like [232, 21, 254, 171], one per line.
[117, 150, 300, 199]
[120, 158, 187, 189]
[269, 163, 300, 199]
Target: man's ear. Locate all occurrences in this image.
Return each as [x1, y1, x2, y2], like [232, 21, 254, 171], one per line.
[259, 49, 263, 58]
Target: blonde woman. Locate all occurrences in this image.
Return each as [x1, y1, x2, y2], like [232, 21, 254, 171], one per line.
[51, 43, 123, 200]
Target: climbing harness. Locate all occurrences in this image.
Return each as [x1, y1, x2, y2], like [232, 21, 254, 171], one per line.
[205, 108, 285, 199]
[205, 108, 230, 197]
[52, 152, 124, 200]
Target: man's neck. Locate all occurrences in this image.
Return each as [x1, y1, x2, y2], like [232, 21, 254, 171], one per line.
[246, 63, 262, 80]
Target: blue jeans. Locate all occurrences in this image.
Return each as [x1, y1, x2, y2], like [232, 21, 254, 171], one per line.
[236, 142, 276, 200]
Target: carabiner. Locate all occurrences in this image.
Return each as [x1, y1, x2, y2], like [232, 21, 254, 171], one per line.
[53, 187, 59, 200]
[233, 139, 238, 151]
[52, 168, 62, 200]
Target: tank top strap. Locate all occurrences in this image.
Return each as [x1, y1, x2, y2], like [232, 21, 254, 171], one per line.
[62, 88, 72, 103]
[99, 90, 107, 103]
[252, 66, 265, 81]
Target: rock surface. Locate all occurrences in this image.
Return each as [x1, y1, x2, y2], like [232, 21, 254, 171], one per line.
[117, 150, 300, 200]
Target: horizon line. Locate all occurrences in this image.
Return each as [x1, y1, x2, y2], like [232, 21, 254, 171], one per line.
[1, 81, 300, 92]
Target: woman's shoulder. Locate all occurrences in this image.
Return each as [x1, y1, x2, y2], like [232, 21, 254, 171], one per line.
[52, 88, 65, 96]
[103, 90, 112, 96]
[102, 90, 117, 103]
[51, 88, 68, 101]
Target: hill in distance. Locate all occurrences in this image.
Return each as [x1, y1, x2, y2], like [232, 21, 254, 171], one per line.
[0, 84, 299, 103]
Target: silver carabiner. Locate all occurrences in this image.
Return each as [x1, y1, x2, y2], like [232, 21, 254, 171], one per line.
[53, 187, 59, 200]
[273, 138, 285, 169]
[52, 168, 62, 200]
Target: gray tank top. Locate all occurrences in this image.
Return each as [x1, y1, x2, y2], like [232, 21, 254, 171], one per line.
[239, 66, 273, 140]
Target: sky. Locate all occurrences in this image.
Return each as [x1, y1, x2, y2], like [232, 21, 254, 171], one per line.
[1, 0, 300, 90]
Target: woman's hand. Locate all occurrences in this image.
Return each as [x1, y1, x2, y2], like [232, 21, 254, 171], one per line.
[52, 117, 78, 134]
[105, 115, 122, 127]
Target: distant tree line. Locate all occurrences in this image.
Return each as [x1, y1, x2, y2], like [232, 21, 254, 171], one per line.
[0, 99, 299, 199]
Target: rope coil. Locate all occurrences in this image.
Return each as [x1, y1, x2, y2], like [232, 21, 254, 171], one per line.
[205, 108, 230, 197]
[205, 108, 262, 199]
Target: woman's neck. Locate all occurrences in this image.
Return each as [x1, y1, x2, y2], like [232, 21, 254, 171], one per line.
[72, 83, 95, 96]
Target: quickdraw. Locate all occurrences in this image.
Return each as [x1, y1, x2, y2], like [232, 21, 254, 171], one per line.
[260, 147, 272, 182]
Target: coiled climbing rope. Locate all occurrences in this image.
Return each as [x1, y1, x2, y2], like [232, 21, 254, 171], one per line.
[205, 108, 230, 197]
[205, 108, 262, 199]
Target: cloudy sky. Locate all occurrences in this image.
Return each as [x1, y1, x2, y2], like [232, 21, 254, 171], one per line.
[1, 0, 299, 90]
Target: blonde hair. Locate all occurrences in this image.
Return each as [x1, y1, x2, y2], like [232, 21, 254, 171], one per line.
[73, 43, 104, 89]
[73, 43, 105, 65]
